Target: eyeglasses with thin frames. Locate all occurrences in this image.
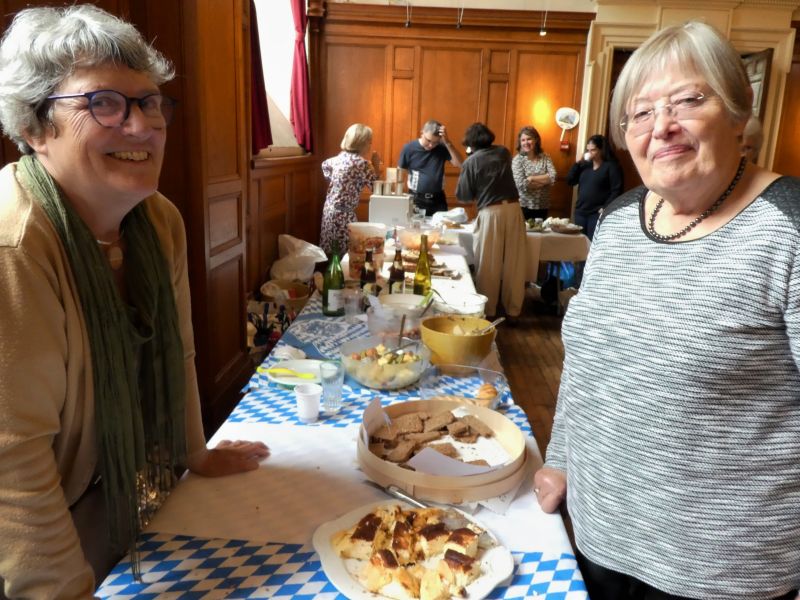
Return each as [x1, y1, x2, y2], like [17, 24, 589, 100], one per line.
[620, 92, 712, 137]
[45, 89, 177, 128]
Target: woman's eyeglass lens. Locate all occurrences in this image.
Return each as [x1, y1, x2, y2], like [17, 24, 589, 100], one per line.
[620, 92, 709, 136]
[46, 90, 177, 127]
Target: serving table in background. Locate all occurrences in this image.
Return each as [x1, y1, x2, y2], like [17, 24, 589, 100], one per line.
[451, 223, 590, 282]
[97, 250, 586, 599]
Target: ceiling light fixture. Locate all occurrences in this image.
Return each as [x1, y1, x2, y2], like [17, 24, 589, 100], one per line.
[405, 0, 412, 28]
[456, 2, 464, 29]
[540, 8, 548, 37]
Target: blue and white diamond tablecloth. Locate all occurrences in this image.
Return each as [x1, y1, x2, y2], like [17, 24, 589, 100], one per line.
[99, 264, 585, 598]
[98, 533, 586, 599]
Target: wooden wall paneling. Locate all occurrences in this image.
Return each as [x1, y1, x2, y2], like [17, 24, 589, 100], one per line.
[322, 41, 387, 221]
[514, 49, 584, 216]
[248, 155, 319, 294]
[317, 5, 593, 222]
[419, 46, 482, 198]
[182, 0, 252, 432]
[773, 23, 800, 177]
[388, 45, 416, 167]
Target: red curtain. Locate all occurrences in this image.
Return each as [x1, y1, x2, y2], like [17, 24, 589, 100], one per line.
[290, 0, 313, 152]
[250, 0, 272, 154]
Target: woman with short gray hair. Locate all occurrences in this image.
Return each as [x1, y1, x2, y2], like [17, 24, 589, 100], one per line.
[0, 5, 269, 598]
[535, 20, 800, 599]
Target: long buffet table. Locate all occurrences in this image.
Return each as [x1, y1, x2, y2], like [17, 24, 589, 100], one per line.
[449, 224, 590, 283]
[97, 249, 586, 599]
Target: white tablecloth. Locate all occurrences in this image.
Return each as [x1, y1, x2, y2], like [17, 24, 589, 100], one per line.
[450, 223, 591, 282]
[97, 251, 587, 599]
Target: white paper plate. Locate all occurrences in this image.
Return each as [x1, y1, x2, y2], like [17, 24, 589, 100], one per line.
[312, 500, 514, 600]
[261, 359, 323, 386]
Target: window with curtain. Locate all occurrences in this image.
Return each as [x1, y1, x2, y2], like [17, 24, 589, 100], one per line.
[253, 0, 307, 156]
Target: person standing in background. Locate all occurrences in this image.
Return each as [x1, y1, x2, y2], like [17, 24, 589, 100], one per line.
[319, 123, 381, 256]
[567, 134, 624, 241]
[399, 119, 463, 216]
[512, 126, 557, 220]
[455, 123, 526, 320]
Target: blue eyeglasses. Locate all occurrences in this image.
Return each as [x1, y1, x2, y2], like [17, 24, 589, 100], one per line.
[46, 89, 177, 128]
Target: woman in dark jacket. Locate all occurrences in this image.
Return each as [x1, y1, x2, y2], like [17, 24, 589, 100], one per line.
[566, 134, 624, 241]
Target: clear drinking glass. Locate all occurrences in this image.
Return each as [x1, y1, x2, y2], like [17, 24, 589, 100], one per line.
[344, 287, 363, 324]
[319, 360, 345, 414]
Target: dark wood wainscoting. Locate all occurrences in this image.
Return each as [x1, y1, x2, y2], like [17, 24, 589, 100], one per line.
[248, 155, 321, 295]
[316, 4, 593, 220]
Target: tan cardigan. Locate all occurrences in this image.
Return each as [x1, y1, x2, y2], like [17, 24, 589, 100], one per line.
[0, 163, 207, 599]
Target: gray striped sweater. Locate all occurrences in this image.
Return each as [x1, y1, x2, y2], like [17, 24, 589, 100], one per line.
[546, 177, 800, 599]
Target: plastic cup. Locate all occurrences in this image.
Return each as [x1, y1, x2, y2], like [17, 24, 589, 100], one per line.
[319, 361, 345, 414]
[294, 383, 322, 423]
[344, 287, 363, 324]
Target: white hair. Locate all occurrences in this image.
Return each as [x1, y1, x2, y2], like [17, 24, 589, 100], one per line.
[0, 4, 174, 154]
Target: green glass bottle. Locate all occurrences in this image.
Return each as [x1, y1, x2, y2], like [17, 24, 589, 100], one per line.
[322, 241, 344, 316]
[413, 234, 431, 296]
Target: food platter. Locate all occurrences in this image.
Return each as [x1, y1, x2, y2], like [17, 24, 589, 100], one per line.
[312, 500, 514, 600]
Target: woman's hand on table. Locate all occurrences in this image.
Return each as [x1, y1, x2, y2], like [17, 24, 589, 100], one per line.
[187, 440, 270, 477]
[534, 467, 567, 513]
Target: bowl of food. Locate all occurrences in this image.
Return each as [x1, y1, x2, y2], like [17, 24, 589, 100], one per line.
[432, 293, 488, 318]
[397, 224, 441, 251]
[341, 335, 430, 390]
[419, 364, 510, 410]
[366, 307, 423, 339]
[420, 315, 495, 366]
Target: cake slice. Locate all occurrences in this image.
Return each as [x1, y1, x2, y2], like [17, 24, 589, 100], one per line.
[438, 548, 481, 591]
[417, 521, 450, 558]
[443, 527, 480, 558]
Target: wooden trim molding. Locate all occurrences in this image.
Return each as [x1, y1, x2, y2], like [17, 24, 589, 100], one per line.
[322, 3, 594, 32]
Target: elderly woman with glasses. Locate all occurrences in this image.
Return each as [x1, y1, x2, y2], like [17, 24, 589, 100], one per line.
[534, 21, 800, 600]
[0, 6, 269, 598]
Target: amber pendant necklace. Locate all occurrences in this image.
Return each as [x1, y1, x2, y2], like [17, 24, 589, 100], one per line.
[96, 235, 124, 270]
[647, 156, 747, 242]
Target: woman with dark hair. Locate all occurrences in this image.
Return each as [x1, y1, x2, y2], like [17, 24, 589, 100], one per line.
[512, 126, 557, 220]
[566, 134, 624, 240]
[455, 123, 526, 320]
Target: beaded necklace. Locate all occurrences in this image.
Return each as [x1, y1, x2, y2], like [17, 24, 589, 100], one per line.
[647, 156, 747, 242]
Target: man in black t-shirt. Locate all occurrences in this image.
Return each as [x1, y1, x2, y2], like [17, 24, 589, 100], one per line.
[398, 120, 463, 215]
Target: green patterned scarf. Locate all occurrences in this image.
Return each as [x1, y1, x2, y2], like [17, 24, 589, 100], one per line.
[17, 154, 187, 575]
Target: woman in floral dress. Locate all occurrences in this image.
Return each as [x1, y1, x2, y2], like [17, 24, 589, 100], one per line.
[320, 123, 381, 255]
[511, 126, 557, 221]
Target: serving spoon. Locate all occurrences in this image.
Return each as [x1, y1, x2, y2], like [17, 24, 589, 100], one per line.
[257, 366, 316, 379]
[473, 317, 505, 335]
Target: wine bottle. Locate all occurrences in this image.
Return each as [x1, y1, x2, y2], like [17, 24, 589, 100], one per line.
[413, 234, 431, 296]
[322, 241, 344, 317]
[360, 248, 380, 297]
[388, 247, 405, 294]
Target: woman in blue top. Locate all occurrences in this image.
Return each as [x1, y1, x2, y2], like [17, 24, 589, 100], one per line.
[566, 134, 624, 240]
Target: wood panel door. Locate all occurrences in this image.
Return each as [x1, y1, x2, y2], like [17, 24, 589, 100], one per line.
[773, 23, 800, 177]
